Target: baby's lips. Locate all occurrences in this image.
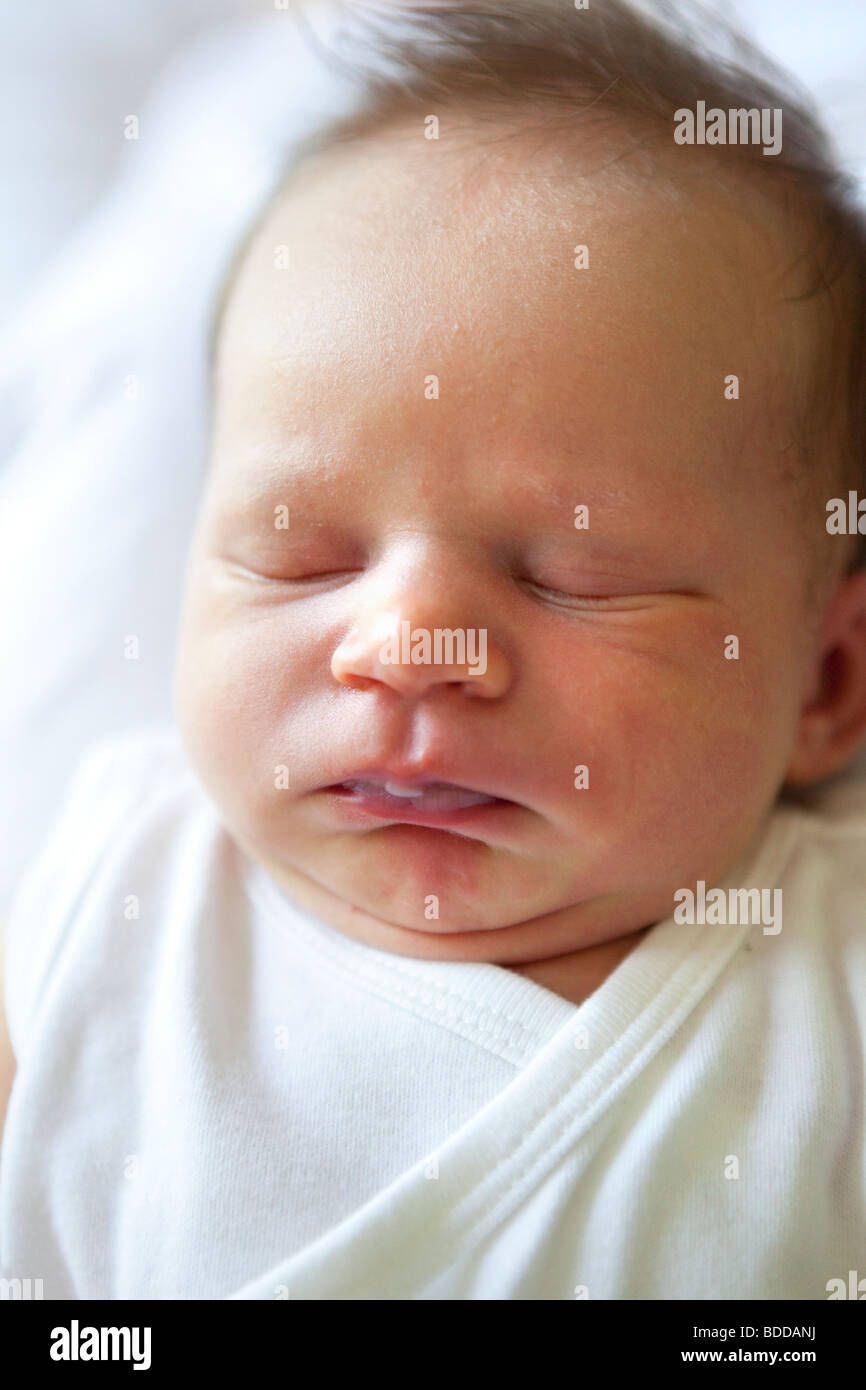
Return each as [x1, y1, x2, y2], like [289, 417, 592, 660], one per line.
[338, 779, 500, 811]
[320, 763, 522, 806]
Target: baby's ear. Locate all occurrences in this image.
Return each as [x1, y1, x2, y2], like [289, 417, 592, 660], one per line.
[784, 569, 866, 786]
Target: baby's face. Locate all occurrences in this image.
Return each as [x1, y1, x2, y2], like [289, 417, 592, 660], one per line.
[174, 119, 825, 965]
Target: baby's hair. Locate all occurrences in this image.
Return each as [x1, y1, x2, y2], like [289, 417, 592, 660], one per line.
[210, 0, 866, 582]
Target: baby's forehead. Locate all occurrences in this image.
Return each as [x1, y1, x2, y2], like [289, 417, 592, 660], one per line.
[216, 119, 810, 465]
[226, 121, 797, 351]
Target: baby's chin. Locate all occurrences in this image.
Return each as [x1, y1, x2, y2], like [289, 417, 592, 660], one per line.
[264, 850, 552, 942]
[243, 831, 645, 966]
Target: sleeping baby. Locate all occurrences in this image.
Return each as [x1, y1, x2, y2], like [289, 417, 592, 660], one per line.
[2, 0, 866, 1300]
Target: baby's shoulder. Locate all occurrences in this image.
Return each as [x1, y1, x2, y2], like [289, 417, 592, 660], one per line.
[783, 777, 866, 868]
[2, 724, 221, 1061]
[775, 779, 866, 948]
[13, 724, 199, 896]
[62, 722, 192, 808]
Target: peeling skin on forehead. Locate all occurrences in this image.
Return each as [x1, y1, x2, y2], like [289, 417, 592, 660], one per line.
[211, 108, 827, 606]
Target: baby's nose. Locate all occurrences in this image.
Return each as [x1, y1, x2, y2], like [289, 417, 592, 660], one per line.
[331, 608, 510, 699]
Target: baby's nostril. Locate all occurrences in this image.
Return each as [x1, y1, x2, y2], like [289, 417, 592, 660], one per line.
[337, 672, 373, 691]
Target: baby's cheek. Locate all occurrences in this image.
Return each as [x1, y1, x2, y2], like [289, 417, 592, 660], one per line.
[179, 615, 339, 850]
[175, 621, 274, 816]
[636, 660, 791, 867]
[551, 630, 787, 840]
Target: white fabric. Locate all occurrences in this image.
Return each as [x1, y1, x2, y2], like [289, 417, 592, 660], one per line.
[2, 0, 866, 920]
[0, 727, 576, 1298]
[2, 724, 865, 1299]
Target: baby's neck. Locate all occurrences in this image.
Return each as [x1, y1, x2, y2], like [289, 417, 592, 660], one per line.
[504, 927, 651, 1006]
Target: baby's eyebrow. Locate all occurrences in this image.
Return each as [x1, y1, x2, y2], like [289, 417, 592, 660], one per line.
[217, 502, 680, 569]
[214, 443, 712, 562]
[520, 542, 685, 582]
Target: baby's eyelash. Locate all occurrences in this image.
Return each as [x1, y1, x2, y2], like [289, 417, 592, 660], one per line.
[520, 579, 622, 604]
[556, 591, 617, 604]
[229, 563, 359, 585]
[230, 559, 638, 607]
